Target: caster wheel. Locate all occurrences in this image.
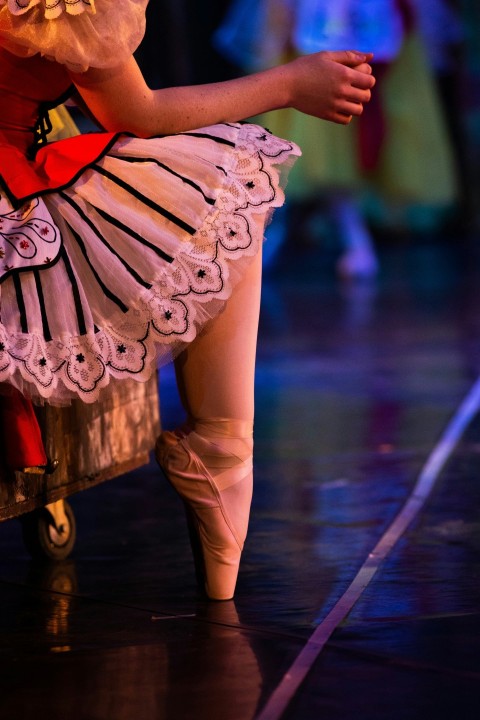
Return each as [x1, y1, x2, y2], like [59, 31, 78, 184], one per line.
[21, 500, 76, 561]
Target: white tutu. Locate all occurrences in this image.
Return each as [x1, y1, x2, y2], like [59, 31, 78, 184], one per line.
[0, 123, 300, 403]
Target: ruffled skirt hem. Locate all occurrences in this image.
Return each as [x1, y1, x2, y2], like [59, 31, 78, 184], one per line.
[0, 123, 300, 404]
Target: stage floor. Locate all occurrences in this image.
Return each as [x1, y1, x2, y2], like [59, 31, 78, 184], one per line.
[1, 237, 480, 719]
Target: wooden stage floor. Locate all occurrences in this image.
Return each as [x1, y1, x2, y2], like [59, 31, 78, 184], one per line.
[1, 236, 479, 719]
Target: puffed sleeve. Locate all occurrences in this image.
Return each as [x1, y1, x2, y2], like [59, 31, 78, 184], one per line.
[0, 0, 148, 72]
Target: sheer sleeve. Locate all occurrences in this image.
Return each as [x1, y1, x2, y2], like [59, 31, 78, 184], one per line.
[0, 0, 148, 71]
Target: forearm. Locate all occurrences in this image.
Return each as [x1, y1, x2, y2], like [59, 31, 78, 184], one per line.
[142, 67, 291, 135]
[71, 60, 291, 137]
[70, 51, 374, 137]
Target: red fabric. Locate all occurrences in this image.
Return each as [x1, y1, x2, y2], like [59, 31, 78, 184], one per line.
[0, 132, 118, 205]
[357, 63, 389, 172]
[357, 1, 417, 172]
[0, 47, 119, 204]
[0, 385, 47, 469]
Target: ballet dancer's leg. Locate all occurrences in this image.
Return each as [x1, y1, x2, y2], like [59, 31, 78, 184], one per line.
[156, 232, 263, 600]
[174, 246, 261, 424]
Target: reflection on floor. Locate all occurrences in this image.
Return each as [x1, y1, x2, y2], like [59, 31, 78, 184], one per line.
[1, 237, 480, 720]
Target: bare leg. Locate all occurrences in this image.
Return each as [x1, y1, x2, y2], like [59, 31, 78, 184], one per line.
[174, 241, 262, 424]
[157, 230, 263, 599]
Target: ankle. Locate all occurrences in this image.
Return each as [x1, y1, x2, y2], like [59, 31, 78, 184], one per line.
[188, 431, 252, 474]
[185, 418, 253, 462]
[191, 417, 253, 442]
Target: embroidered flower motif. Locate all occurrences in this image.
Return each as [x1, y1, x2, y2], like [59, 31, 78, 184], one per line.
[0, 197, 61, 278]
[8, 335, 57, 390]
[99, 330, 148, 375]
[150, 296, 189, 337]
[229, 151, 276, 209]
[216, 213, 252, 253]
[248, 128, 295, 159]
[181, 255, 223, 295]
[66, 344, 106, 393]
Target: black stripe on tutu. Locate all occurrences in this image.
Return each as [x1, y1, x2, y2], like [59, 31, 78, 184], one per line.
[64, 221, 129, 314]
[93, 207, 175, 264]
[93, 166, 197, 235]
[108, 155, 216, 206]
[177, 132, 236, 148]
[13, 273, 28, 333]
[33, 269, 52, 342]
[60, 246, 87, 336]
[59, 193, 156, 286]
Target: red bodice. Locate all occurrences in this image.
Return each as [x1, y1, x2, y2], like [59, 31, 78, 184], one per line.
[0, 46, 117, 207]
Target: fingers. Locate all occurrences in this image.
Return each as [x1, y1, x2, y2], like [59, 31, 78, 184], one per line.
[354, 62, 373, 75]
[330, 112, 353, 126]
[324, 99, 364, 125]
[335, 87, 372, 121]
[292, 50, 375, 124]
[350, 68, 376, 90]
[346, 85, 372, 105]
[341, 100, 365, 117]
[325, 50, 374, 67]
[324, 49, 376, 88]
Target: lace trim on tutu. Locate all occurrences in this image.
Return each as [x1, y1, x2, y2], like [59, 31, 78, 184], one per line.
[0, 125, 300, 404]
[1, 1, 95, 20]
[0, 0, 147, 71]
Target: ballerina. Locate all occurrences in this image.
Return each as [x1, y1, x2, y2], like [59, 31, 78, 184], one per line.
[0, 0, 374, 599]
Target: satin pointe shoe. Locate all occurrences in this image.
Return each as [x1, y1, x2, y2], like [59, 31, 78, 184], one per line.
[155, 426, 253, 601]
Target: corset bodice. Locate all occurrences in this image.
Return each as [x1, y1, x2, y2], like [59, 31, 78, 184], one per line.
[0, 45, 117, 207]
[0, 46, 72, 154]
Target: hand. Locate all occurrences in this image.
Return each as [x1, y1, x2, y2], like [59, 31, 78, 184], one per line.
[286, 50, 376, 125]
[71, 51, 375, 137]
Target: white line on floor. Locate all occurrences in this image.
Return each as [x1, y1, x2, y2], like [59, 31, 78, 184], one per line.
[256, 376, 480, 720]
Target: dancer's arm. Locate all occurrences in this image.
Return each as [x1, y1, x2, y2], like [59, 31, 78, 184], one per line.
[69, 50, 375, 137]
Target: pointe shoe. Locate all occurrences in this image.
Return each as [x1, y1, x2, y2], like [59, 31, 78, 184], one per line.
[155, 428, 253, 601]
